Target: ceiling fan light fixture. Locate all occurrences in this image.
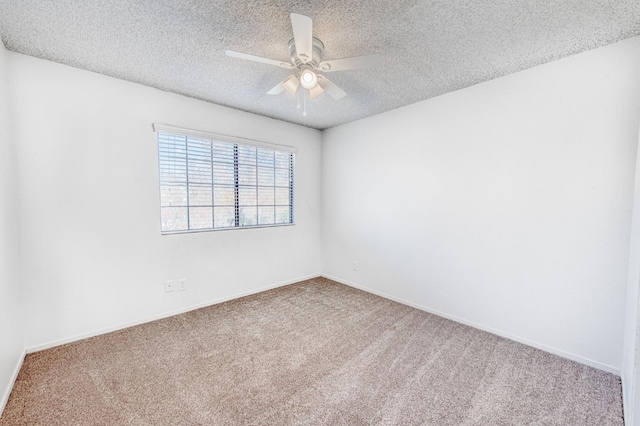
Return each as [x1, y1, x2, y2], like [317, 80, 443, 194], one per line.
[226, 13, 382, 104]
[309, 83, 324, 99]
[300, 69, 318, 89]
[282, 74, 300, 96]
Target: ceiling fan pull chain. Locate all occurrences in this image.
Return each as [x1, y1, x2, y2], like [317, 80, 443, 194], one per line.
[297, 90, 301, 109]
[303, 90, 308, 117]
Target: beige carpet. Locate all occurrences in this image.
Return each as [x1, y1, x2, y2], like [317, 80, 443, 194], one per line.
[0, 277, 623, 425]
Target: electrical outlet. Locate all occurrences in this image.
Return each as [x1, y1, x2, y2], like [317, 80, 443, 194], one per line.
[352, 261, 358, 271]
[165, 280, 175, 292]
[178, 279, 187, 291]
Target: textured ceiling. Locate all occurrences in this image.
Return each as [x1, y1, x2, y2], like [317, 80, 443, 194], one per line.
[0, 1, 639, 130]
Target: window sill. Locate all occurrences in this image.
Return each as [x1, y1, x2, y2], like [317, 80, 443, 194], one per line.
[160, 222, 296, 235]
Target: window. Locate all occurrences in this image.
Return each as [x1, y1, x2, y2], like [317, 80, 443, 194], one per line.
[155, 125, 295, 233]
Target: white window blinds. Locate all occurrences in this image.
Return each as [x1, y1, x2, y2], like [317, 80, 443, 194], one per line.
[157, 129, 294, 233]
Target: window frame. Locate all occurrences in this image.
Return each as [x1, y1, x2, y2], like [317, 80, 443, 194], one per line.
[154, 124, 296, 235]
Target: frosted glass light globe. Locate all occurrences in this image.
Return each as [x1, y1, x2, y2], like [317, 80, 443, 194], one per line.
[300, 70, 318, 89]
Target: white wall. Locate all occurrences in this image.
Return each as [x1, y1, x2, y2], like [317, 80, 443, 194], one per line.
[8, 53, 322, 350]
[623, 126, 640, 424]
[322, 36, 640, 373]
[0, 42, 24, 412]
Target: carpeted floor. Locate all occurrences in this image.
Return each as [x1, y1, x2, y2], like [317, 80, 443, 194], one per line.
[0, 277, 623, 425]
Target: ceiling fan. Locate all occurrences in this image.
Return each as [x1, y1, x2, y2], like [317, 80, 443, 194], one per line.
[226, 13, 382, 104]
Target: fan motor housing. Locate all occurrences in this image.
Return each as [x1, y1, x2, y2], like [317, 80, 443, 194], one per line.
[288, 37, 324, 68]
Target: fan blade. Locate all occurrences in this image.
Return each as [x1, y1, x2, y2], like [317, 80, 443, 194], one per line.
[317, 76, 346, 100]
[226, 50, 294, 69]
[318, 54, 382, 72]
[290, 14, 313, 63]
[267, 81, 286, 95]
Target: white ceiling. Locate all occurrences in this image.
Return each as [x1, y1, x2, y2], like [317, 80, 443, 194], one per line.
[0, 1, 639, 130]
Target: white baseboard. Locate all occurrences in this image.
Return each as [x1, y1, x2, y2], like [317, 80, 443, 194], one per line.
[622, 369, 634, 426]
[623, 383, 630, 426]
[27, 273, 321, 354]
[0, 348, 26, 417]
[322, 274, 621, 376]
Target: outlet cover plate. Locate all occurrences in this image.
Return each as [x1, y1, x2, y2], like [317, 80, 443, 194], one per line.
[178, 279, 187, 291]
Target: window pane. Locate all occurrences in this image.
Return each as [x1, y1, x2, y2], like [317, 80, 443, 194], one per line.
[258, 187, 274, 205]
[213, 163, 234, 185]
[214, 207, 235, 228]
[189, 185, 212, 206]
[237, 145, 256, 165]
[275, 151, 290, 169]
[276, 206, 290, 224]
[187, 137, 210, 151]
[213, 186, 234, 206]
[275, 187, 290, 206]
[187, 160, 212, 185]
[160, 185, 187, 207]
[189, 207, 213, 230]
[275, 168, 290, 187]
[161, 207, 188, 232]
[159, 137, 185, 148]
[187, 139, 211, 158]
[159, 163, 187, 184]
[238, 187, 257, 206]
[257, 167, 275, 186]
[258, 206, 274, 225]
[257, 148, 275, 167]
[212, 142, 234, 163]
[239, 207, 257, 226]
[158, 139, 187, 181]
[238, 164, 256, 185]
